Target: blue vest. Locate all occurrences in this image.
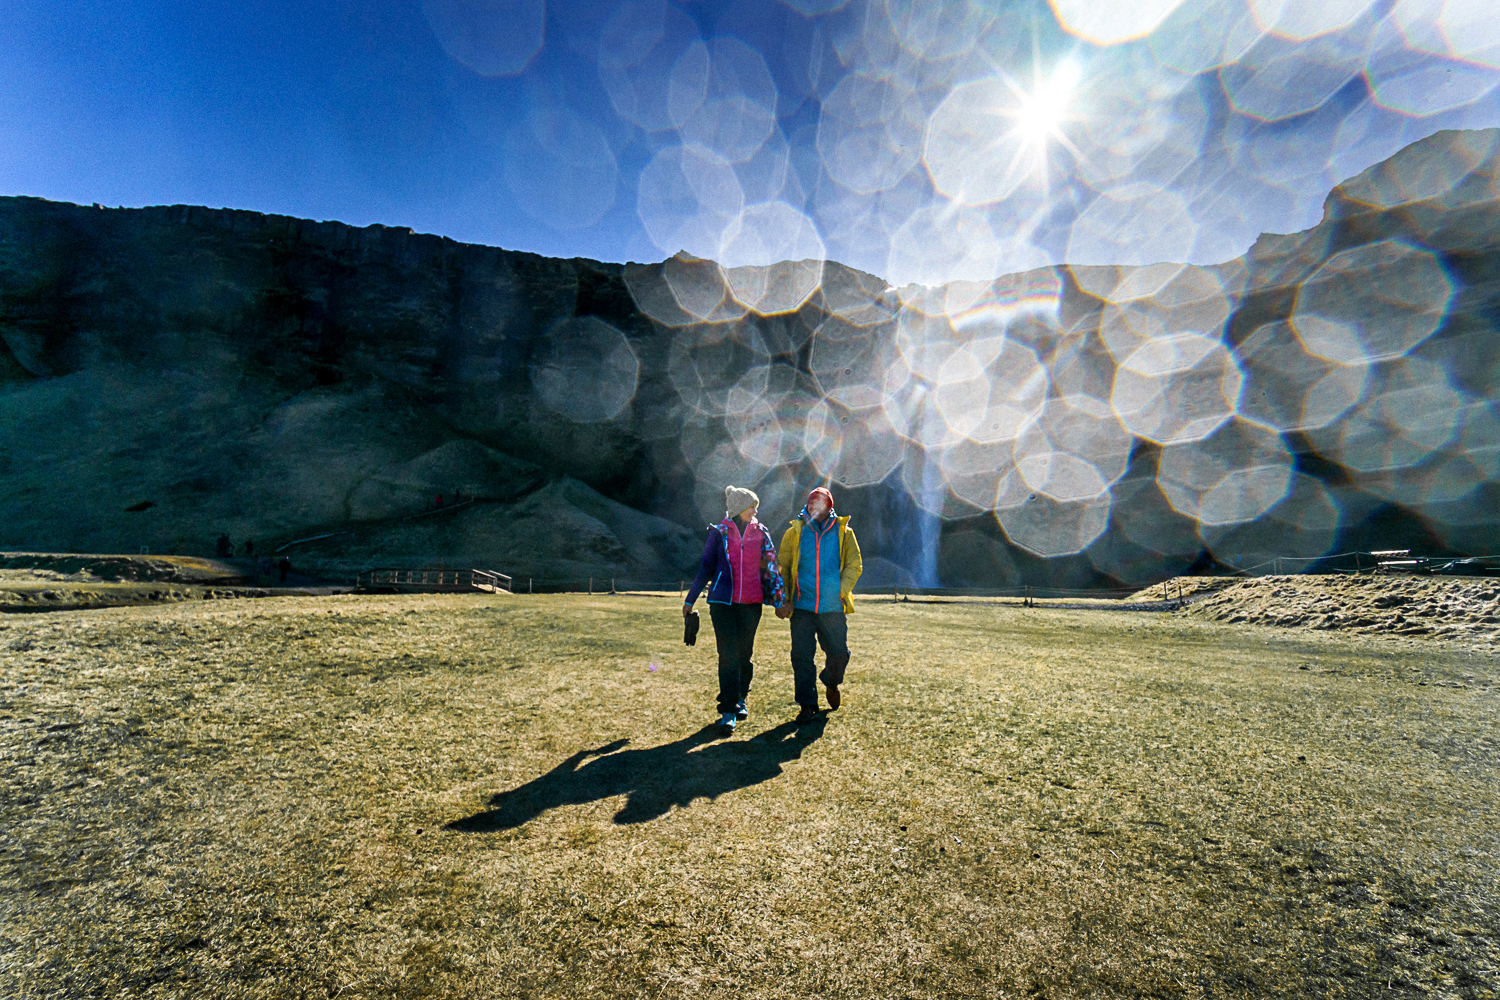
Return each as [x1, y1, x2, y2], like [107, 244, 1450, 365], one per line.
[795, 517, 842, 613]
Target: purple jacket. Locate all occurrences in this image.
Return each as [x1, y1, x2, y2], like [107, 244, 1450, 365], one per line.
[685, 518, 787, 608]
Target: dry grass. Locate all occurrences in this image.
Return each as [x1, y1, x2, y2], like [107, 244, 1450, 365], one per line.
[0, 580, 285, 613]
[1168, 575, 1500, 649]
[1182, 575, 1500, 644]
[0, 553, 311, 612]
[1, 593, 1497, 999]
[0, 553, 245, 583]
[1129, 578, 1242, 603]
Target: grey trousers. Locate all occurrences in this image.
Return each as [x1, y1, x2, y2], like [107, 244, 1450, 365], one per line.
[789, 609, 850, 708]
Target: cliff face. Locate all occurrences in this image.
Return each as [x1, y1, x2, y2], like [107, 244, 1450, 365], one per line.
[0, 200, 706, 582]
[2, 128, 1499, 586]
[0, 202, 656, 492]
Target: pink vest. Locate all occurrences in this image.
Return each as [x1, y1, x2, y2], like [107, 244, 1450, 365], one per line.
[725, 519, 765, 604]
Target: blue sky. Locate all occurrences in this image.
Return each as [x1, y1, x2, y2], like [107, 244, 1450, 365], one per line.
[5, 0, 1499, 279]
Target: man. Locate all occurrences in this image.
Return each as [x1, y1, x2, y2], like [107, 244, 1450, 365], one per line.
[777, 486, 863, 724]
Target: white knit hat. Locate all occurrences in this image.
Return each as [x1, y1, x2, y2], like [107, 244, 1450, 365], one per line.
[724, 485, 760, 518]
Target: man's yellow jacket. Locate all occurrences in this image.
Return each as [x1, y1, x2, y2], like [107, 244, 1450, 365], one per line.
[776, 516, 863, 614]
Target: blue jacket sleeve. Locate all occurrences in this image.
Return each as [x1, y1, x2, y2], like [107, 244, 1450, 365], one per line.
[684, 529, 720, 606]
[760, 531, 786, 608]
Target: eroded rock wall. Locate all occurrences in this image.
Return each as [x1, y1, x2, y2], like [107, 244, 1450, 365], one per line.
[3, 127, 1499, 586]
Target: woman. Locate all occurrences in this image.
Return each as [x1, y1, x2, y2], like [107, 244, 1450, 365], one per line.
[683, 485, 786, 734]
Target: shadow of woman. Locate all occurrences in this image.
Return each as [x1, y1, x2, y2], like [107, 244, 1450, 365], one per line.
[445, 716, 828, 831]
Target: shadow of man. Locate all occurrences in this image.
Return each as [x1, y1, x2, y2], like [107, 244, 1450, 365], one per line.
[445, 717, 828, 831]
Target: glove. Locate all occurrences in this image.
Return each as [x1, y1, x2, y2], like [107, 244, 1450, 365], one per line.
[775, 605, 792, 619]
[683, 609, 700, 646]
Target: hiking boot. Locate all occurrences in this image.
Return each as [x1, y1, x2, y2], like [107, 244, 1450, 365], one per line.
[718, 712, 738, 734]
[735, 701, 748, 721]
[825, 683, 840, 711]
[794, 705, 819, 725]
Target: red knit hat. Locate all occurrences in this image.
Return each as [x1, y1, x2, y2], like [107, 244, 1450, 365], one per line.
[806, 486, 834, 509]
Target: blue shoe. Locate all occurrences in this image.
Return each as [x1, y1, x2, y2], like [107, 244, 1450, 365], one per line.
[718, 712, 737, 734]
[735, 701, 748, 721]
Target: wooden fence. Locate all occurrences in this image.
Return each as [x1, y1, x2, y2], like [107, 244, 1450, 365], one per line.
[354, 568, 512, 593]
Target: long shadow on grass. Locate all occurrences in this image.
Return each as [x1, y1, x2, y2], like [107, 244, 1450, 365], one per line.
[446, 717, 827, 829]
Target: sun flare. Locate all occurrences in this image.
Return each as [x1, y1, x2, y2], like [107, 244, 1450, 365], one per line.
[1014, 57, 1081, 146]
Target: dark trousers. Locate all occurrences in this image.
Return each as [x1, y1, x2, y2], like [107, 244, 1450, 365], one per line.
[708, 602, 762, 714]
[790, 609, 850, 708]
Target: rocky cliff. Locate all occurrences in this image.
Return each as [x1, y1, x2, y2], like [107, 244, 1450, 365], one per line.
[2, 128, 1498, 587]
[0, 200, 705, 583]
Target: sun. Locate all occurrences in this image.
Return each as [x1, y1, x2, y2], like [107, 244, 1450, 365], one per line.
[1013, 58, 1082, 147]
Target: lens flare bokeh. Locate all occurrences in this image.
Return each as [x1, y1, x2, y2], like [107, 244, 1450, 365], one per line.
[449, 0, 1500, 584]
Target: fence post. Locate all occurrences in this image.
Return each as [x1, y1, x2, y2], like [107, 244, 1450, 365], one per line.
[610, 577, 616, 595]
[588, 577, 593, 595]
[529, 577, 532, 594]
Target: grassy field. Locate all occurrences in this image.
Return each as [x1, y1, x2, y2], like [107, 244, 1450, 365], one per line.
[1, 593, 1497, 999]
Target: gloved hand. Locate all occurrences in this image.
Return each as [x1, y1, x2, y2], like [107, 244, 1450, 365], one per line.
[775, 605, 792, 619]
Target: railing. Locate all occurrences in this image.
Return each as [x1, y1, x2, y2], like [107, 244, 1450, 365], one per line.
[471, 569, 512, 593]
[1235, 550, 1500, 576]
[355, 568, 511, 593]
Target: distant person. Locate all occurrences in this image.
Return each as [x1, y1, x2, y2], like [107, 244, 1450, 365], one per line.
[216, 533, 232, 557]
[682, 486, 786, 736]
[435, 493, 444, 508]
[242, 539, 254, 557]
[777, 486, 863, 724]
[278, 556, 291, 583]
[258, 556, 272, 577]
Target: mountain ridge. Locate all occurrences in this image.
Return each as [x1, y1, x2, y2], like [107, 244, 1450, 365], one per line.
[3, 127, 1498, 587]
